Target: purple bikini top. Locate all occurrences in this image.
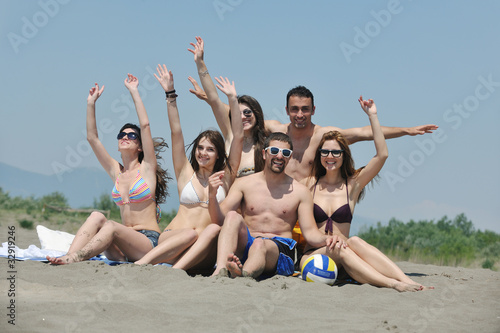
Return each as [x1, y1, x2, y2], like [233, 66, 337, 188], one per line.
[313, 180, 352, 234]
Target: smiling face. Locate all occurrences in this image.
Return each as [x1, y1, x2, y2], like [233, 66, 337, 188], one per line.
[286, 96, 315, 129]
[320, 140, 343, 172]
[196, 137, 218, 169]
[263, 140, 292, 174]
[239, 103, 256, 132]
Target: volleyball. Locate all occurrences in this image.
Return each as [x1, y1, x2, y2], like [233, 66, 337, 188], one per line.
[301, 254, 338, 285]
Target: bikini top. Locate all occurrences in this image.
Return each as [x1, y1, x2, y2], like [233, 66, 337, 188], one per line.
[112, 169, 154, 206]
[313, 179, 352, 234]
[111, 169, 161, 223]
[179, 173, 226, 205]
[237, 166, 255, 178]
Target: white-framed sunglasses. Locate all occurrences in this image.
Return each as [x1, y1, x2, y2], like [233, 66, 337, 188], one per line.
[265, 146, 293, 158]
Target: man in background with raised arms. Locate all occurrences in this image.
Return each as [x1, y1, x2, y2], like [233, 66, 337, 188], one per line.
[265, 86, 438, 181]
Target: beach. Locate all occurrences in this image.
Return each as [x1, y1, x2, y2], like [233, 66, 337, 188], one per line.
[1, 225, 499, 332]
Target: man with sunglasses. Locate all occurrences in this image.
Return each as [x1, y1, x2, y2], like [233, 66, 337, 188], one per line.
[265, 86, 439, 181]
[208, 132, 346, 278]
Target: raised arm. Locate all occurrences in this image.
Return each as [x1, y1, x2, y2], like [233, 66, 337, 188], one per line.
[86, 83, 119, 179]
[350, 96, 388, 195]
[214, 76, 243, 179]
[337, 123, 438, 145]
[123, 74, 156, 172]
[154, 64, 190, 180]
[188, 36, 232, 141]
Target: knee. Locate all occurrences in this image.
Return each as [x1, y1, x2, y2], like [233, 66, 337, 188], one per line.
[347, 236, 362, 247]
[87, 211, 108, 227]
[224, 211, 244, 229]
[204, 224, 221, 238]
[249, 238, 266, 253]
[347, 236, 368, 250]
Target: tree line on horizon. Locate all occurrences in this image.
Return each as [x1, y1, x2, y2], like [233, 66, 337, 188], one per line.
[1, 188, 499, 270]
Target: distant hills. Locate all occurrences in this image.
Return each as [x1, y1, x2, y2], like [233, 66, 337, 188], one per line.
[0, 163, 373, 235]
[0, 163, 179, 212]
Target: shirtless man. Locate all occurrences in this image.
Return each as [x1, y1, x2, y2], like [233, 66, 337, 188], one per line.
[208, 132, 345, 278]
[189, 82, 438, 181]
[265, 86, 439, 181]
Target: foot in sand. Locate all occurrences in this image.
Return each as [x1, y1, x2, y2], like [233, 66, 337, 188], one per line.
[46, 253, 77, 265]
[393, 281, 426, 292]
[226, 253, 243, 278]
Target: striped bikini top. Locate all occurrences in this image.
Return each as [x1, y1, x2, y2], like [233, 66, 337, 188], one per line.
[112, 170, 154, 206]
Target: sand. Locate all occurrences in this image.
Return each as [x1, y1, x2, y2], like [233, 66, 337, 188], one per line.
[1, 226, 500, 333]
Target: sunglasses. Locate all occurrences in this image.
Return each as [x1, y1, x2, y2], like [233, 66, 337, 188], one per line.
[265, 146, 293, 158]
[241, 109, 253, 117]
[319, 149, 343, 157]
[117, 132, 138, 140]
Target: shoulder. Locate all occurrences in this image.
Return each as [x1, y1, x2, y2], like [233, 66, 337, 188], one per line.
[234, 172, 260, 189]
[292, 178, 311, 197]
[265, 119, 288, 133]
[314, 124, 342, 137]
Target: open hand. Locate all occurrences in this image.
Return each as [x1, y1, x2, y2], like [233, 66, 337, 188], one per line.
[214, 76, 236, 98]
[187, 36, 204, 63]
[154, 64, 174, 92]
[188, 76, 208, 101]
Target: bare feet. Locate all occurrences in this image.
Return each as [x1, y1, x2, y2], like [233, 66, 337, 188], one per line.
[393, 281, 425, 292]
[226, 253, 243, 278]
[46, 253, 77, 265]
[212, 268, 229, 278]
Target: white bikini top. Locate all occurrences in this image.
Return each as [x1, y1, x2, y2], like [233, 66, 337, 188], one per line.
[179, 173, 226, 205]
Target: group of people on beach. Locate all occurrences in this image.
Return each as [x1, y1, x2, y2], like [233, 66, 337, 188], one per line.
[47, 37, 437, 292]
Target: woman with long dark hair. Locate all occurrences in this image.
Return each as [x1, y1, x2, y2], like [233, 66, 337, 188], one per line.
[47, 74, 170, 264]
[135, 64, 243, 271]
[188, 36, 269, 177]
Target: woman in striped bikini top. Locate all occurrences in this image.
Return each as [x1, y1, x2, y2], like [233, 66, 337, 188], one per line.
[47, 74, 170, 266]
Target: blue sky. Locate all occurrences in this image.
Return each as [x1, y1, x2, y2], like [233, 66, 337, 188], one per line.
[1, 1, 499, 232]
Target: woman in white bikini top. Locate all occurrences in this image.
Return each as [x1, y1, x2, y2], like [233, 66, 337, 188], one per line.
[135, 64, 243, 272]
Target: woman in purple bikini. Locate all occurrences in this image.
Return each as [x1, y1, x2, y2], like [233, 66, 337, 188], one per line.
[47, 74, 170, 265]
[300, 96, 432, 292]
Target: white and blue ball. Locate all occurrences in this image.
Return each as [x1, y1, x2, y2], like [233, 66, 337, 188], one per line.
[301, 254, 338, 285]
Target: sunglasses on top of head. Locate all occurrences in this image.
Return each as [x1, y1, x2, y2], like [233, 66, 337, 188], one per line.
[265, 146, 293, 158]
[117, 132, 138, 140]
[319, 149, 343, 157]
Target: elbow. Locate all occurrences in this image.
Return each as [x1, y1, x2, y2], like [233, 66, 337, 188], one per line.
[379, 150, 389, 161]
[141, 122, 151, 130]
[87, 135, 98, 145]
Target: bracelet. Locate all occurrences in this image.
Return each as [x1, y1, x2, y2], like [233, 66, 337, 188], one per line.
[166, 98, 177, 104]
[199, 70, 209, 77]
[165, 90, 177, 98]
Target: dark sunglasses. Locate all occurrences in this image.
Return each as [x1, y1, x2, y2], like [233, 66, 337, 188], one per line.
[265, 146, 293, 158]
[319, 149, 343, 157]
[241, 109, 253, 117]
[117, 132, 138, 140]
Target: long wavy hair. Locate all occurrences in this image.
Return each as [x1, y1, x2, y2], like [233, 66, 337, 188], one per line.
[187, 129, 231, 174]
[229, 95, 269, 173]
[119, 123, 171, 204]
[309, 131, 366, 202]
